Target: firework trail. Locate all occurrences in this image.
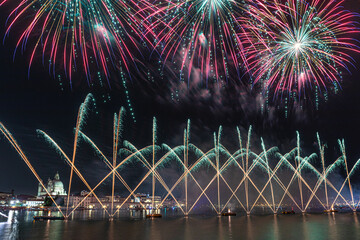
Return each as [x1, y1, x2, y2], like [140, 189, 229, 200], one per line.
[1, 98, 360, 214]
[150, 0, 250, 85]
[0, 0, 152, 84]
[240, 0, 360, 98]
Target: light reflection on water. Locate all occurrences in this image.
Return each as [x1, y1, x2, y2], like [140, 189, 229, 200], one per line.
[0, 210, 360, 240]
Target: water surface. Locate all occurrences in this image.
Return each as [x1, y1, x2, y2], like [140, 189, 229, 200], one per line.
[1, 211, 359, 240]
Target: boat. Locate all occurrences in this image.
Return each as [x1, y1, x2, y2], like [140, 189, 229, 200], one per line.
[145, 214, 162, 218]
[282, 210, 295, 215]
[221, 212, 236, 216]
[33, 216, 65, 221]
[324, 209, 338, 213]
[222, 209, 236, 216]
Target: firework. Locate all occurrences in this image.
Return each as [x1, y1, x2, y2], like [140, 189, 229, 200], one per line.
[150, 0, 250, 85]
[2, 108, 360, 215]
[241, 0, 360, 97]
[0, 0, 151, 84]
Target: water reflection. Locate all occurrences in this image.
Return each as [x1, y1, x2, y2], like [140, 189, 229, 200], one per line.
[273, 214, 279, 240]
[328, 213, 337, 240]
[228, 216, 233, 240]
[108, 220, 114, 240]
[0, 211, 359, 240]
[184, 216, 190, 240]
[353, 212, 359, 226]
[302, 214, 309, 240]
[246, 215, 254, 240]
[353, 213, 360, 239]
[0, 210, 19, 239]
[217, 216, 223, 240]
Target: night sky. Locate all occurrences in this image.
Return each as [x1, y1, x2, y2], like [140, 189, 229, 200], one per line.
[0, 1, 360, 195]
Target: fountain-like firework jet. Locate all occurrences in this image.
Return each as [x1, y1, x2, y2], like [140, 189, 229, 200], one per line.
[104, 144, 186, 215]
[122, 142, 186, 214]
[302, 154, 349, 211]
[190, 144, 246, 212]
[78, 131, 149, 211]
[273, 135, 324, 212]
[0, 123, 64, 217]
[37, 130, 109, 216]
[153, 145, 189, 209]
[220, 151, 259, 213]
[215, 150, 249, 208]
[4, 93, 360, 217]
[128, 146, 181, 206]
[245, 127, 252, 214]
[276, 151, 327, 212]
[235, 127, 247, 208]
[214, 126, 222, 214]
[65, 143, 170, 217]
[0, 0, 150, 82]
[273, 149, 305, 212]
[152, 117, 157, 211]
[296, 155, 330, 212]
[238, 148, 282, 213]
[261, 139, 275, 213]
[116, 146, 187, 215]
[217, 139, 279, 213]
[247, 150, 294, 213]
[331, 158, 360, 210]
[296, 132, 304, 212]
[216, 148, 247, 212]
[331, 140, 360, 211]
[111, 108, 125, 217]
[288, 138, 353, 211]
[149, 0, 249, 83]
[184, 120, 190, 215]
[225, 150, 275, 213]
[189, 142, 274, 215]
[186, 147, 225, 214]
[225, 146, 300, 214]
[123, 141, 187, 209]
[240, 0, 360, 97]
[339, 140, 355, 210]
[318, 133, 329, 210]
[157, 145, 219, 213]
[112, 136, 180, 214]
[155, 144, 212, 213]
[66, 94, 94, 217]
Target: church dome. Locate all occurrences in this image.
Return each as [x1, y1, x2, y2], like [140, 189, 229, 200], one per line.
[52, 172, 66, 195]
[53, 180, 64, 190]
[37, 172, 66, 196]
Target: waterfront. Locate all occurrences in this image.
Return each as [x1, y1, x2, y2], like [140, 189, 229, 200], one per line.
[1, 211, 360, 240]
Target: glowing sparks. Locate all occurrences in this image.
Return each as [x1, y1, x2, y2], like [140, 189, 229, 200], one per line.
[241, 0, 360, 97]
[2, 95, 360, 216]
[1, 0, 359, 106]
[1, 0, 150, 84]
[150, 0, 249, 84]
[293, 41, 303, 53]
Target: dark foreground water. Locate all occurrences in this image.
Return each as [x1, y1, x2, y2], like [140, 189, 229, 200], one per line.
[1, 211, 360, 240]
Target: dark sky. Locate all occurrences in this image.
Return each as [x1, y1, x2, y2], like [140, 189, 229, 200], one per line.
[0, 1, 360, 195]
